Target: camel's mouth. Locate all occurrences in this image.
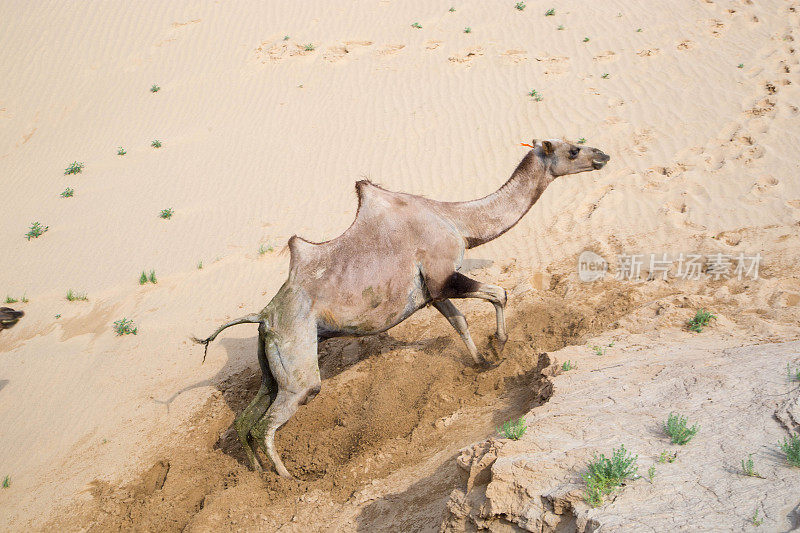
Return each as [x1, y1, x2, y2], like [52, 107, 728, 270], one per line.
[591, 153, 610, 170]
[1, 319, 19, 326]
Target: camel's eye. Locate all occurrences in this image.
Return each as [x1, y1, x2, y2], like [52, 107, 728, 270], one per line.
[568, 146, 580, 159]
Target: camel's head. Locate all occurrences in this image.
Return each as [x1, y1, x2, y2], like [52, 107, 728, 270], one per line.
[0, 307, 23, 330]
[533, 139, 610, 177]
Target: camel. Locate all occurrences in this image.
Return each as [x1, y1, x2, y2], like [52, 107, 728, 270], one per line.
[194, 138, 610, 477]
[0, 307, 23, 331]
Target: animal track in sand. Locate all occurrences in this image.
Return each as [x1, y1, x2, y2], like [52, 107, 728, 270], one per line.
[636, 48, 660, 57]
[425, 40, 442, 50]
[255, 43, 317, 62]
[378, 44, 405, 56]
[592, 50, 617, 62]
[677, 40, 695, 50]
[322, 41, 373, 62]
[501, 49, 527, 64]
[705, 19, 727, 37]
[448, 47, 484, 65]
[535, 55, 569, 75]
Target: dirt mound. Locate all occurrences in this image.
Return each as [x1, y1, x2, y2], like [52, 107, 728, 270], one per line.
[49, 277, 639, 532]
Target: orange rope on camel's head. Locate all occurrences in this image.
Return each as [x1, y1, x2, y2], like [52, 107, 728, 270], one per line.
[520, 142, 535, 148]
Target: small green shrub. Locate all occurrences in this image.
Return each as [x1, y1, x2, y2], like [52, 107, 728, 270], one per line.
[737, 63, 744, 69]
[562, 360, 576, 371]
[687, 309, 715, 332]
[636, 28, 643, 32]
[557, 25, 565, 30]
[787, 363, 800, 382]
[148, 270, 157, 284]
[20, 295, 28, 303]
[2, 476, 9, 488]
[66, 289, 88, 302]
[658, 450, 677, 463]
[5, 296, 18, 304]
[151, 139, 162, 148]
[497, 417, 527, 440]
[577, 137, 587, 144]
[664, 413, 698, 445]
[647, 465, 655, 482]
[117, 147, 126, 155]
[601, 73, 610, 79]
[25, 222, 49, 240]
[283, 35, 290, 40]
[197, 261, 203, 270]
[258, 244, 274, 255]
[752, 508, 763, 526]
[583, 445, 638, 507]
[528, 89, 543, 101]
[741, 453, 763, 477]
[159, 208, 174, 219]
[449, 6, 455, 12]
[779, 434, 800, 467]
[113, 318, 138, 336]
[589, 341, 614, 356]
[411, 22, 422, 29]
[515, 2, 526, 10]
[464, 27, 472, 33]
[583, 36, 590, 42]
[139, 271, 148, 285]
[150, 84, 160, 93]
[64, 161, 84, 175]
[60, 187, 74, 198]
[545, 8, 555, 16]
[303, 43, 315, 51]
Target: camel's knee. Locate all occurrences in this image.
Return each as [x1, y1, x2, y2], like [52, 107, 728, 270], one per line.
[300, 383, 321, 405]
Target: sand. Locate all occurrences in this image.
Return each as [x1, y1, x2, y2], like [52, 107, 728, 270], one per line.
[1, 0, 799, 530]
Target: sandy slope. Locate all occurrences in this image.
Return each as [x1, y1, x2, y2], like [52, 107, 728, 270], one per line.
[1, 0, 799, 530]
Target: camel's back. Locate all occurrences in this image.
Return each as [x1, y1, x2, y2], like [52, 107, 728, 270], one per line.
[285, 181, 464, 334]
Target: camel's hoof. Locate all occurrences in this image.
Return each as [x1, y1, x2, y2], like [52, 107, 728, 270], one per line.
[489, 334, 507, 356]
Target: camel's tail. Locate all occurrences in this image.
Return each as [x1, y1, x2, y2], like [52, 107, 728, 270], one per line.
[191, 313, 263, 363]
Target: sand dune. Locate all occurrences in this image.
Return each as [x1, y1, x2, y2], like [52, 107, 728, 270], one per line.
[1, 0, 799, 530]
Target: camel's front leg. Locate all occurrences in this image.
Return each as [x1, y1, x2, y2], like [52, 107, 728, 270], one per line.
[442, 272, 508, 354]
[433, 299, 482, 365]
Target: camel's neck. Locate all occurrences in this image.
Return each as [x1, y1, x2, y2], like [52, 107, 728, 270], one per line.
[437, 151, 552, 248]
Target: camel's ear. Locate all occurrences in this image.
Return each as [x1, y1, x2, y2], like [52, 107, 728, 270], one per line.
[542, 140, 554, 155]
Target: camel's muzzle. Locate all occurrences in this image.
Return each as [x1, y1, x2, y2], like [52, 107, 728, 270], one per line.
[592, 152, 610, 169]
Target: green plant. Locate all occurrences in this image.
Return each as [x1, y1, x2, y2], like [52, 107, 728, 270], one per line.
[64, 161, 84, 175]
[283, 35, 290, 40]
[20, 295, 28, 303]
[464, 27, 472, 33]
[636, 28, 643, 32]
[528, 89, 543, 101]
[148, 270, 157, 284]
[497, 417, 527, 440]
[583, 445, 638, 507]
[687, 309, 716, 332]
[258, 244, 274, 255]
[583, 36, 590, 42]
[449, 6, 455, 12]
[54, 314, 61, 319]
[741, 453, 764, 478]
[60, 187, 74, 198]
[25, 222, 49, 240]
[151, 139, 162, 148]
[117, 146, 126, 155]
[589, 341, 614, 356]
[779, 434, 800, 467]
[658, 450, 677, 463]
[66, 289, 88, 302]
[411, 22, 422, 29]
[515, 2, 526, 10]
[139, 271, 148, 285]
[787, 363, 800, 381]
[562, 360, 576, 371]
[601, 73, 610, 79]
[150, 84, 160, 93]
[113, 318, 138, 336]
[557, 24, 565, 30]
[577, 137, 587, 144]
[752, 508, 763, 526]
[159, 208, 174, 219]
[545, 8, 555, 16]
[2, 476, 9, 488]
[647, 465, 655, 482]
[303, 43, 315, 51]
[664, 413, 699, 445]
[5, 296, 18, 304]
[197, 261, 203, 270]
[737, 63, 744, 68]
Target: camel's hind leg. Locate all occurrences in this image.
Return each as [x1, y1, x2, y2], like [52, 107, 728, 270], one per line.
[250, 320, 320, 479]
[433, 299, 481, 364]
[441, 272, 508, 354]
[233, 323, 277, 471]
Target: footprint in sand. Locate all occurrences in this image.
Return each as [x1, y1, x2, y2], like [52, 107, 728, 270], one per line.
[705, 19, 727, 37]
[378, 44, 405, 56]
[636, 48, 660, 57]
[448, 47, 484, 65]
[593, 50, 617, 62]
[322, 41, 373, 62]
[501, 49, 527, 64]
[425, 40, 442, 50]
[677, 40, 694, 51]
[535, 55, 569, 76]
